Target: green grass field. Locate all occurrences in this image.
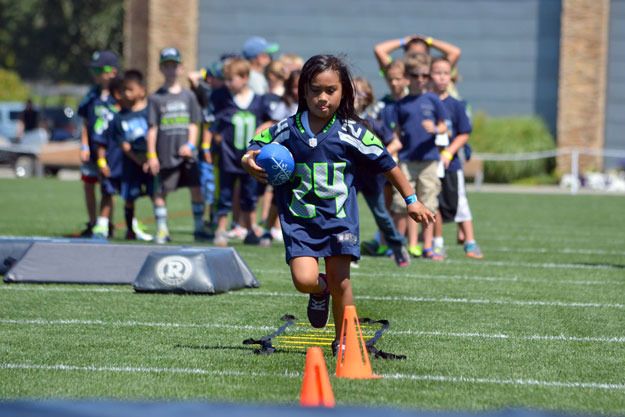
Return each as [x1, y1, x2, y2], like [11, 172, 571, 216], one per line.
[0, 178, 624, 414]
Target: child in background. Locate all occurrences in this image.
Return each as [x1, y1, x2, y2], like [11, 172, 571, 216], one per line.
[429, 57, 483, 259]
[353, 76, 409, 267]
[209, 57, 273, 246]
[390, 54, 448, 260]
[77, 50, 119, 237]
[111, 69, 154, 241]
[92, 77, 123, 239]
[146, 47, 209, 244]
[242, 54, 434, 352]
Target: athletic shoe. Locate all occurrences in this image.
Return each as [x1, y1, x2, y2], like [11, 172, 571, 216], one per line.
[259, 231, 272, 248]
[125, 230, 136, 240]
[350, 260, 360, 268]
[464, 242, 484, 259]
[92, 224, 108, 240]
[132, 218, 153, 242]
[79, 222, 95, 238]
[108, 223, 115, 239]
[421, 247, 433, 259]
[226, 224, 247, 240]
[193, 230, 214, 242]
[155, 229, 171, 245]
[270, 227, 284, 242]
[391, 245, 410, 267]
[408, 245, 423, 258]
[361, 239, 379, 256]
[307, 273, 330, 328]
[331, 339, 345, 357]
[431, 245, 446, 261]
[243, 230, 261, 245]
[213, 230, 228, 247]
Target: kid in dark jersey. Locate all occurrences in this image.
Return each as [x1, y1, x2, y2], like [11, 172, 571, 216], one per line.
[242, 54, 434, 351]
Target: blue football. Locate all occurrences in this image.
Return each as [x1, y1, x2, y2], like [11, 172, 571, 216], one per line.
[256, 142, 295, 186]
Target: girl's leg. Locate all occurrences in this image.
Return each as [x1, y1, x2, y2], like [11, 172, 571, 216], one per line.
[289, 256, 321, 293]
[325, 255, 353, 341]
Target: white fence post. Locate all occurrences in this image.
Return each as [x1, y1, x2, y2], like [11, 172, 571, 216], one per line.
[570, 148, 579, 195]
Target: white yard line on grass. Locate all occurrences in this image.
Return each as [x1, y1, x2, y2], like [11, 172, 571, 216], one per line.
[484, 246, 625, 256]
[1, 362, 623, 391]
[229, 291, 625, 310]
[2, 318, 624, 344]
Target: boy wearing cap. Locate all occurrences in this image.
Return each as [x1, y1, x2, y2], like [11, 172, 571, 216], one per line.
[77, 50, 120, 237]
[146, 47, 210, 244]
[242, 36, 279, 95]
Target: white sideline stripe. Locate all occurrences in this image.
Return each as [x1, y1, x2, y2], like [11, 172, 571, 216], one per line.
[392, 329, 625, 344]
[444, 259, 623, 271]
[229, 291, 625, 310]
[486, 246, 625, 256]
[1, 363, 624, 391]
[2, 318, 624, 344]
[1, 286, 621, 309]
[0, 318, 273, 331]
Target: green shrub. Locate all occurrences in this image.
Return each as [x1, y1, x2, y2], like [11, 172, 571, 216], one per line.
[0, 69, 30, 101]
[470, 113, 556, 183]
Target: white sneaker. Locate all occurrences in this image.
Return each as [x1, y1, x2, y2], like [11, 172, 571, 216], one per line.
[270, 227, 284, 242]
[213, 230, 228, 247]
[132, 218, 153, 242]
[155, 229, 171, 245]
[226, 224, 246, 240]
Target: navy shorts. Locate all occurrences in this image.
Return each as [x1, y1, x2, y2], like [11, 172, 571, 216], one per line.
[121, 160, 155, 202]
[216, 171, 258, 217]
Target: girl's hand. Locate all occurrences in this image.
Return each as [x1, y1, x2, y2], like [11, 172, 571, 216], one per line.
[407, 201, 436, 226]
[241, 150, 268, 184]
[203, 151, 212, 164]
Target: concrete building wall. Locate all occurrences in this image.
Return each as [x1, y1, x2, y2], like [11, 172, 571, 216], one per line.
[197, 0, 561, 134]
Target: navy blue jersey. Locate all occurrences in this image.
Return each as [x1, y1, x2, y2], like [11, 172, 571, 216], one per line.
[112, 106, 149, 153]
[210, 87, 272, 174]
[77, 86, 118, 162]
[92, 118, 123, 179]
[249, 113, 396, 263]
[393, 92, 448, 162]
[442, 96, 472, 171]
[354, 114, 393, 195]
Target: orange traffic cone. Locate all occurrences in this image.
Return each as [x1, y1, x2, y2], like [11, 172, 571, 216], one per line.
[335, 305, 381, 379]
[299, 347, 336, 407]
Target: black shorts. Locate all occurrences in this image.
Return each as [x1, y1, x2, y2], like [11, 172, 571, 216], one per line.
[156, 159, 201, 194]
[438, 170, 472, 223]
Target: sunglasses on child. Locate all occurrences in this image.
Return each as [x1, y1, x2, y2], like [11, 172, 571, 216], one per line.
[408, 72, 430, 79]
[91, 65, 114, 74]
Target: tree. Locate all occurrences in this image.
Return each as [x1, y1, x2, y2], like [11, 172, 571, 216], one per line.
[0, 0, 123, 83]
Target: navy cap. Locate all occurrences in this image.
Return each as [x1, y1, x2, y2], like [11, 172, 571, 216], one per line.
[160, 47, 182, 64]
[90, 50, 119, 68]
[242, 36, 279, 59]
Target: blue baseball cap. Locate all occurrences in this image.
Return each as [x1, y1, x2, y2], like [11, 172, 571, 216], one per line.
[160, 47, 182, 64]
[242, 36, 279, 59]
[90, 50, 119, 69]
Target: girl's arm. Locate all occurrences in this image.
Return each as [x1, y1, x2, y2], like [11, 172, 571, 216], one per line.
[384, 165, 435, 225]
[241, 149, 268, 183]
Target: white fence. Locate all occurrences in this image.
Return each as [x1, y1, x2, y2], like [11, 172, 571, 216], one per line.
[471, 148, 625, 195]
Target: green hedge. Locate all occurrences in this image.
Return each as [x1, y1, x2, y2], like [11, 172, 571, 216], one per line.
[0, 69, 30, 101]
[470, 112, 556, 183]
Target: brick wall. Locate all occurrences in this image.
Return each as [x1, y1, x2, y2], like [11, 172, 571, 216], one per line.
[557, 0, 611, 173]
[123, 0, 198, 93]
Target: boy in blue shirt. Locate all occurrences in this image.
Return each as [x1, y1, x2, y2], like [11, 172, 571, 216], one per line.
[92, 77, 123, 239]
[77, 50, 119, 237]
[430, 58, 483, 259]
[110, 69, 154, 241]
[391, 54, 448, 259]
[209, 57, 273, 246]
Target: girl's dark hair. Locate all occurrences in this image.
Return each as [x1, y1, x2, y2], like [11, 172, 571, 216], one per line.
[297, 54, 359, 123]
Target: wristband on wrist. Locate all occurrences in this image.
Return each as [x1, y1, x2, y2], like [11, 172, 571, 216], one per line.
[186, 142, 196, 151]
[404, 193, 418, 205]
[201, 143, 211, 150]
[97, 158, 108, 169]
[81, 144, 89, 151]
[441, 149, 453, 161]
[146, 152, 158, 159]
[426, 37, 433, 46]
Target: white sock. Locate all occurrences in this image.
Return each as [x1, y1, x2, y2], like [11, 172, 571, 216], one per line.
[96, 216, 109, 229]
[433, 236, 444, 248]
